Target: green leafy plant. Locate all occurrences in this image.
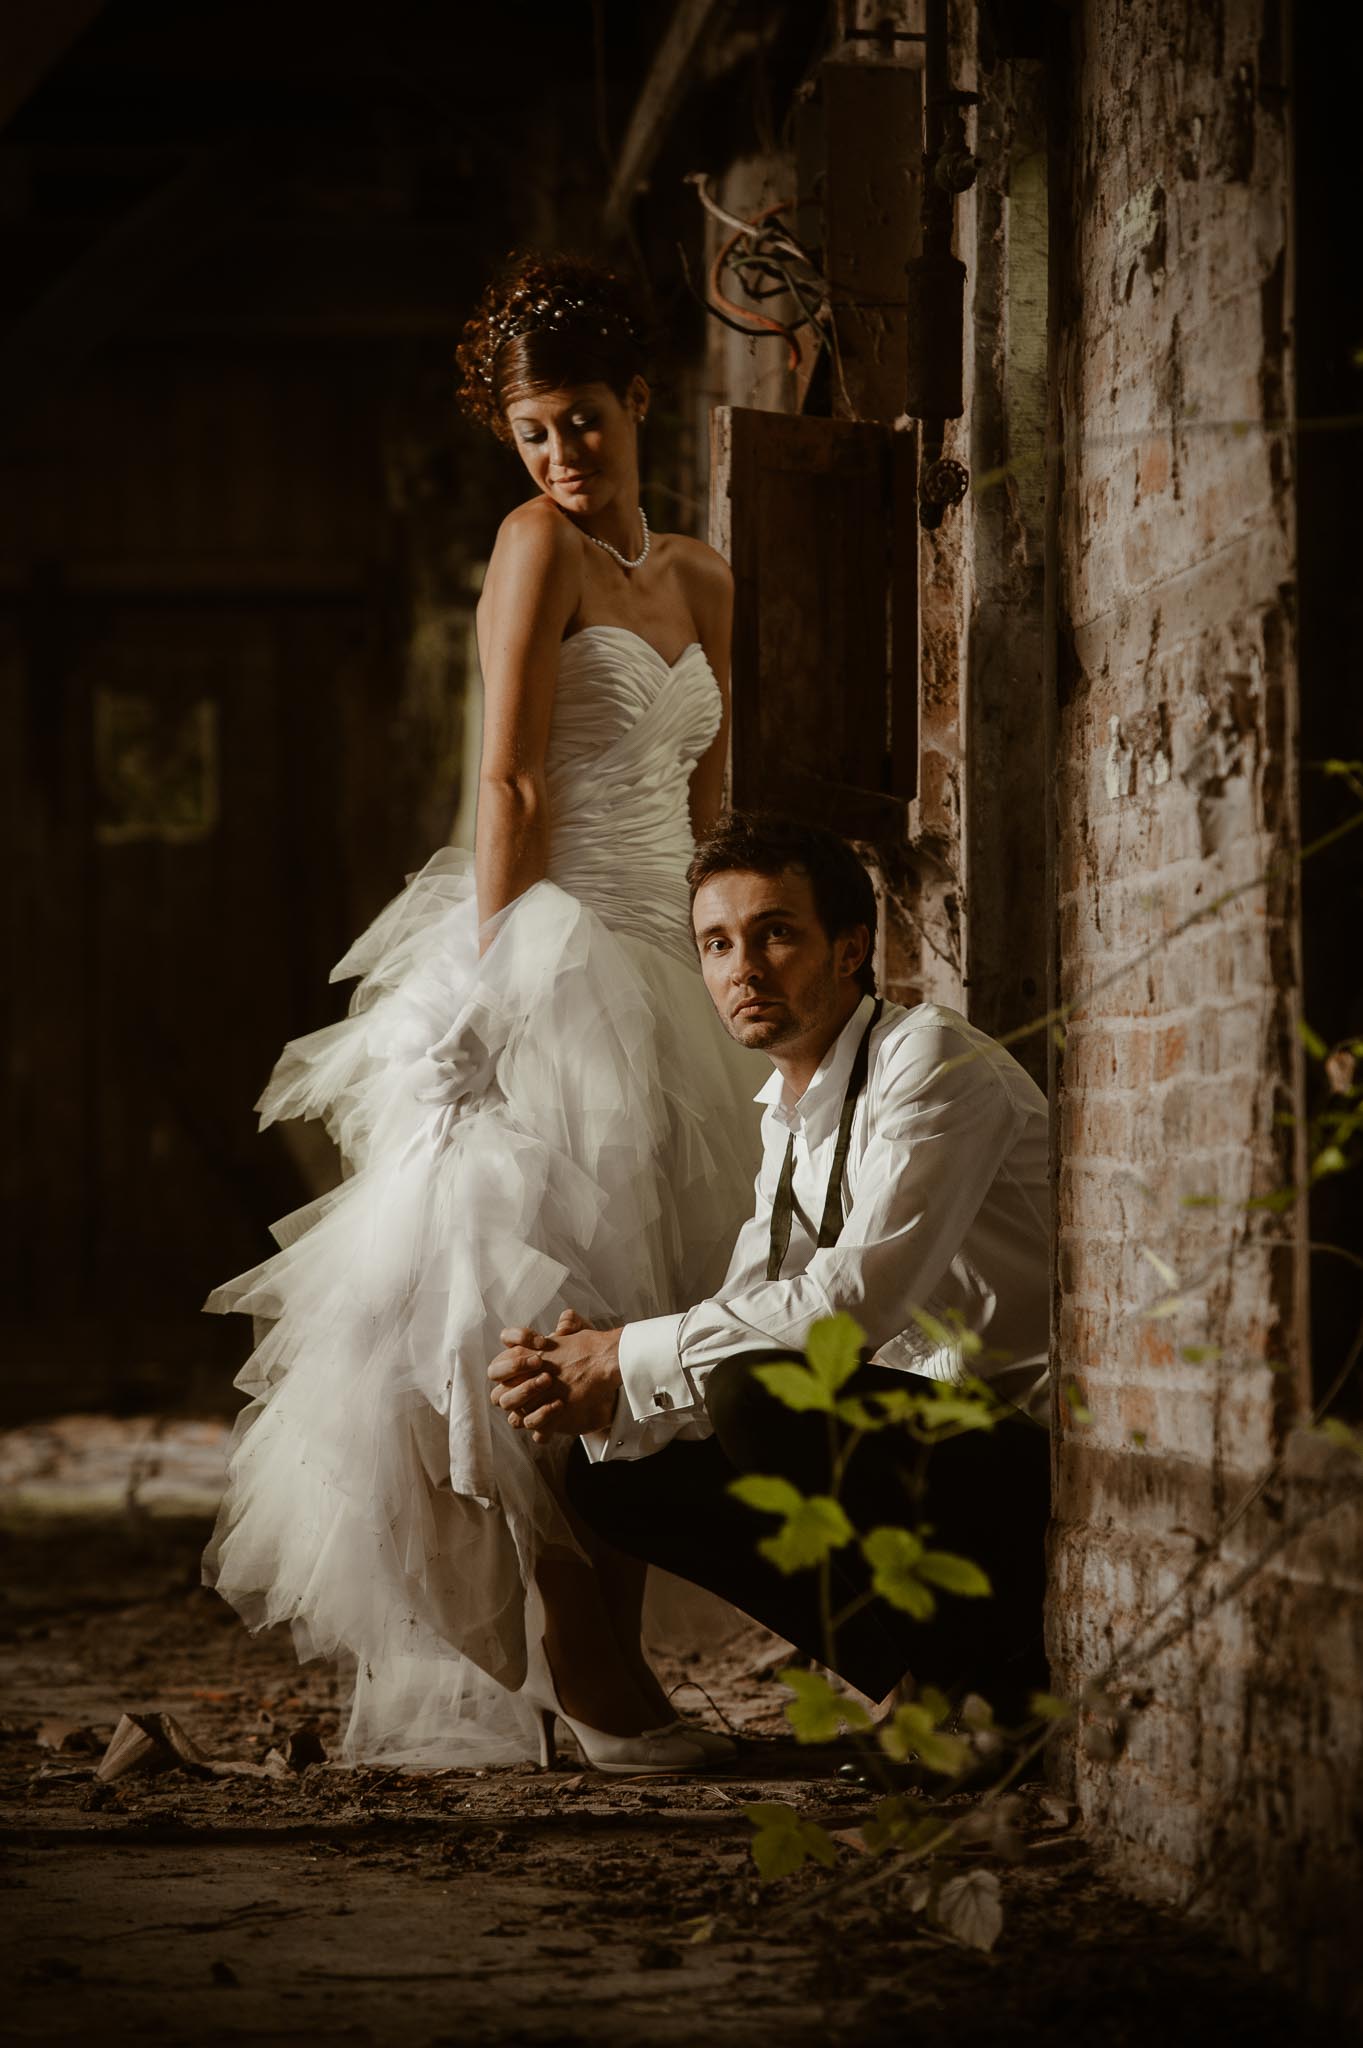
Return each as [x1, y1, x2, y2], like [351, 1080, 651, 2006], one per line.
[742, 1801, 839, 1881]
[713, 760, 1363, 1941]
[725, 1309, 1033, 1932]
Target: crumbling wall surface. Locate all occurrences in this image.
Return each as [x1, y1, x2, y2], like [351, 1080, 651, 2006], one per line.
[962, 45, 1049, 1080]
[897, 11, 977, 1016]
[1049, 0, 1363, 2012]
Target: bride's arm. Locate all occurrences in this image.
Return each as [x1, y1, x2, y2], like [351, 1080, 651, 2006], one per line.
[680, 543, 735, 839]
[473, 504, 581, 942]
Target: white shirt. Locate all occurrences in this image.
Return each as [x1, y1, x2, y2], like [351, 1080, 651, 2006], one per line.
[592, 995, 1051, 1461]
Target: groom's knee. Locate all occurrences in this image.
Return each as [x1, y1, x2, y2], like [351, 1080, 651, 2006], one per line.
[705, 1351, 788, 1469]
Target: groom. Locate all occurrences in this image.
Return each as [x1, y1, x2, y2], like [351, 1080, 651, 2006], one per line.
[490, 813, 1052, 1712]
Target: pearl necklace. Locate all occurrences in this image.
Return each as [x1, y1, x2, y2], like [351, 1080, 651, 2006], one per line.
[583, 508, 651, 572]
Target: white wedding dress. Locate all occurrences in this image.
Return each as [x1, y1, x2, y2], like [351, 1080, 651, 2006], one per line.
[204, 626, 763, 1767]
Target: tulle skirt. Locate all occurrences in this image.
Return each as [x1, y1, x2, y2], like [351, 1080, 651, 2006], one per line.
[203, 849, 761, 1767]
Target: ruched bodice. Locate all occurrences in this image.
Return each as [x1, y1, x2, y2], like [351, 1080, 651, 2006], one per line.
[545, 627, 718, 966]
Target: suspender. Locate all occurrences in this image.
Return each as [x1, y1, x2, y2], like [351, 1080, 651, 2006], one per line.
[766, 998, 883, 1282]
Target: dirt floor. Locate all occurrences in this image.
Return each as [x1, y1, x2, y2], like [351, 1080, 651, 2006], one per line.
[0, 1420, 1344, 2046]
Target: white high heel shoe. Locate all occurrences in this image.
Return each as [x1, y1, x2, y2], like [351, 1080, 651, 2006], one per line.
[533, 1702, 706, 1776]
[655, 1718, 738, 1762]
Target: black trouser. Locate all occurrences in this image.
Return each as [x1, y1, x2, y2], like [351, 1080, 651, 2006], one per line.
[566, 1351, 1051, 1714]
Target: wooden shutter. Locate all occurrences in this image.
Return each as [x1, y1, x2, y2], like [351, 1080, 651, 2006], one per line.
[710, 407, 918, 836]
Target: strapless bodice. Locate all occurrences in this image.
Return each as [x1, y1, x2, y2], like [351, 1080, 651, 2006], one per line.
[543, 626, 719, 965]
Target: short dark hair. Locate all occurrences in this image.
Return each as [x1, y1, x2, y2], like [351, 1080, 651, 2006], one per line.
[687, 812, 878, 996]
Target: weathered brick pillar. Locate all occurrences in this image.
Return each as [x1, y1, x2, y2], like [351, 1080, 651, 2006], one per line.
[1049, 0, 1362, 2010]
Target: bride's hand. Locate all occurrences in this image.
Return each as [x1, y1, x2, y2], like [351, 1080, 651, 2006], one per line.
[416, 999, 511, 1126]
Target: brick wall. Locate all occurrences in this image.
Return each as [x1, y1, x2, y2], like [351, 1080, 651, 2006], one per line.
[1049, 0, 1363, 2010]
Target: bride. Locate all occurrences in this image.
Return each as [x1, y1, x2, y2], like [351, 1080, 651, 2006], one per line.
[204, 254, 763, 1772]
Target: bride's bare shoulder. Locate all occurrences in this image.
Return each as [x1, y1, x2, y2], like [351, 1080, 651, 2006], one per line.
[481, 499, 581, 629]
[663, 532, 731, 583]
[662, 533, 733, 609]
[490, 495, 580, 566]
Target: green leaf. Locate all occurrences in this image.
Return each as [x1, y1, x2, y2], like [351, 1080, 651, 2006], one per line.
[960, 1692, 995, 1732]
[779, 1665, 871, 1744]
[919, 1685, 952, 1723]
[1180, 1344, 1221, 1364]
[1310, 1145, 1349, 1180]
[862, 1793, 913, 1854]
[1298, 1017, 1329, 1061]
[728, 1474, 803, 1518]
[743, 1803, 838, 1881]
[801, 1822, 838, 1868]
[870, 1387, 921, 1424]
[876, 1703, 926, 1763]
[731, 1473, 856, 1573]
[926, 1398, 1001, 1434]
[1320, 757, 1363, 776]
[833, 1395, 887, 1430]
[752, 1361, 835, 1413]
[861, 1526, 934, 1618]
[1029, 1690, 1072, 1721]
[1245, 1186, 1300, 1214]
[866, 1378, 1001, 1435]
[759, 1494, 855, 1574]
[860, 1797, 950, 1857]
[750, 1824, 810, 1881]
[918, 1728, 973, 1775]
[742, 1801, 799, 1829]
[805, 1312, 865, 1395]
[744, 1802, 798, 1835]
[877, 1701, 971, 1775]
[916, 1549, 993, 1598]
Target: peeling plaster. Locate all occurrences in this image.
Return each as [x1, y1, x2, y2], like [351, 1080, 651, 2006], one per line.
[1104, 715, 1135, 800]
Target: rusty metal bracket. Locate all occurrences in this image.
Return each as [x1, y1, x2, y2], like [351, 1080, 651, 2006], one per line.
[918, 455, 970, 531]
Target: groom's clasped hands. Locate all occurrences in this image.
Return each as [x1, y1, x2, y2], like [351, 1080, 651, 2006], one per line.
[488, 1309, 623, 1443]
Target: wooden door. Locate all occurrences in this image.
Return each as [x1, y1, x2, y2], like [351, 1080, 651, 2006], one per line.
[710, 408, 918, 837]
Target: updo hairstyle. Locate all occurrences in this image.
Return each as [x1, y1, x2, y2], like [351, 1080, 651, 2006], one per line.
[457, 252, 648, 443]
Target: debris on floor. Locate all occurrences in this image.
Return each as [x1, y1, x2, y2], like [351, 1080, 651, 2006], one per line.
[0, 1425, 1341, 2046]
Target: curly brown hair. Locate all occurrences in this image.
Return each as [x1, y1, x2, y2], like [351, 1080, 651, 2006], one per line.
[456, 251, 648, 443]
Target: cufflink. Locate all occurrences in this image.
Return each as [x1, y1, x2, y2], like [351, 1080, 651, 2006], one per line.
[653, 1388, 674, 1411]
